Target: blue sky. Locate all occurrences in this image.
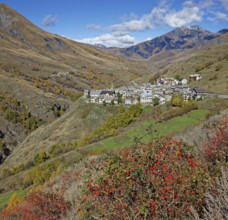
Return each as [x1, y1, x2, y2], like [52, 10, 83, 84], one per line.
[1, 0, 228, 47]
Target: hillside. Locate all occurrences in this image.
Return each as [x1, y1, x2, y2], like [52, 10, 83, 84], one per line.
[0, 4, 150, 164]
[152, 33, 228, 94]
[0, 98, 119, 170]
[0, 4, 148, 90]
[0, 97, 227, 218]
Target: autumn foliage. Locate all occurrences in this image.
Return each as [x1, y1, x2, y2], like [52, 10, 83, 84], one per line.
[202, 116, 228, 166]
[0, 191, 70, 219]
[79, 138, 209, 219]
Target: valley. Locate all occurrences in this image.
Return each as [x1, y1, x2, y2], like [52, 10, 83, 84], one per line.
[0, 2, 227, 219]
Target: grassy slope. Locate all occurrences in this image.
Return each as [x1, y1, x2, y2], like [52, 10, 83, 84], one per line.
[0, 99, 118, 170]
[0, 98, 227, 203]
[0, 4, 149, 90]
[78, 109, 209, 155]
[156, 34, 228, 94]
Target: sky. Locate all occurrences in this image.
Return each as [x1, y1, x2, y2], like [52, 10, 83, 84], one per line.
[1, 0, 228, 47]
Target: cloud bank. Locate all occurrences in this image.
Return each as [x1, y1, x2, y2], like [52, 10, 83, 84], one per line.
[77, 34, 136, 48]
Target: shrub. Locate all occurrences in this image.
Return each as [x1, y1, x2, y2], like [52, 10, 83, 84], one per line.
[79, 138, 209, 219]
[195, 65, 205, 72]
[209, 74, 218, 81]
[203, 167, 228, 219]
[204, 61, 214, 68]
[175, 74, 180, 80]
[1, 168, 12, 178]
[24, 158, 62, 186]
[202, 116, 228, 174]
[153, 97, 159, 106]
[0, 191, 70, 219]
[78, 104, 142, 147]
[215, 64, 223, 71]
[171, 95, 183, 107]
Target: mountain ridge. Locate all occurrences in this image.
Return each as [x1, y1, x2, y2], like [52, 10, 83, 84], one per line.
[105, 25, 225, 60]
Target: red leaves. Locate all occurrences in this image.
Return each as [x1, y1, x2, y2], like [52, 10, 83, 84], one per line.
[80, 137, 210, 219]
[202, 116, 228, 166]
[0, 191, 70, 219]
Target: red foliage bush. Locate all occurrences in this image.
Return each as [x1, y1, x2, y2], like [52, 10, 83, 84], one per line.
[202, 116, 228, 166]
[0, 191, 71, 219]
[79, 138, 209, 219]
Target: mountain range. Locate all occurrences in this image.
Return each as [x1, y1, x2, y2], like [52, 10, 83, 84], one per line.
[106, 25, 227, 59]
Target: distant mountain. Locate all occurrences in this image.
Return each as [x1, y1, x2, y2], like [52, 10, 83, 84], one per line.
[217, 29, 228, 35]
[93, 44, 106, 48]
[106, 25, 221, 60]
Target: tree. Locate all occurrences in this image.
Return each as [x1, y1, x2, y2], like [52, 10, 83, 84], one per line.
[111, 100, 115, 106]
[171, 95, 183, 107]
[153, 97, 159, 106]
[117, 92, 122, 104]
[118, 105, 125, 114]
[137, 96, 141, 103]
[0, 138, 4, 154]
[7, 193, 22, 209]
[103, 101, 106, 106]
[175, 74, 180, 80]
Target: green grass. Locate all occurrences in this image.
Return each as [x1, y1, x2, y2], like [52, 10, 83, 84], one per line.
[0, 189, 28, 210]
[188, 109, 210, 120]
[142, 106, 153, 113]
[77, 108, 208, 156]
[141, 119, 154, 127]
[154, 116, 199, 136]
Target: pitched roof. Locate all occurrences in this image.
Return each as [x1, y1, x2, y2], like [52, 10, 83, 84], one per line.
[193, 87, 205, 93]
[100, 90, 115, 95]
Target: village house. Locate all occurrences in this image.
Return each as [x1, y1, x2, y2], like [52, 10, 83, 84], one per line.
[125, 98, 139, 105]
[85, 75, 206, 107]
[100, 90, 115, 97]
[188, 74, 202, 81]
[178, 78, 188, 85]
[104, 96, 118, 104]
[159, 78, 179, 86]
[84, 89, 89, 97]
[191, 87, 205, 100]
[140, 90, 153, 104]
[90, 90, 101, 97]
[155, 95, 166, 105]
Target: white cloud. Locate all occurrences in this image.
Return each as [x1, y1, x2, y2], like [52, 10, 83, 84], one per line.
[146, 37, 152, 41]
[164, 1, 202, 27]
[87, 24, 103, 30]
[108, 1, 202, 33]
[120, 12, 138, 22]
[110, 18, 153, 32]
[208, 12, 228, 21]
[41, 15, 58, 28]
[76, 33, 136, 47]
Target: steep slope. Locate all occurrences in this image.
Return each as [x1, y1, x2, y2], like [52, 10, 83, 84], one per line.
[0, 98, 118, 170]
[0, 4, 149, 164]
[0, 4, 148, 90]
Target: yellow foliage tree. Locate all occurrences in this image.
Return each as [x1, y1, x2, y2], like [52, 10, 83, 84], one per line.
[7, 192, 22, 209]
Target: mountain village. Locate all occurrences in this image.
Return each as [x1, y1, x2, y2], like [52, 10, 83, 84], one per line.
[84, 74, 205, 106]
